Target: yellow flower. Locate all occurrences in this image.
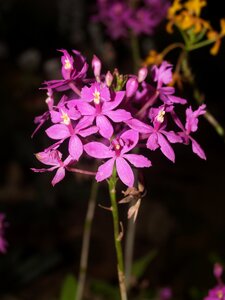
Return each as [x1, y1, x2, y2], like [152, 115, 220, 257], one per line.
[144, 50, 163, 66]
[220, 18, 225, 35]
[207, 19, 225, 55]
[168, 0, 183, 19]
[184, 0, 207, 16]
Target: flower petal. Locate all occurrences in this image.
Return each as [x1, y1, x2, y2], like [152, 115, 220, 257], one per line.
[81, 85, 95, 102]
[102, 91, 125, 111]
[126, 118, 152, 134]
[104, 109, 132, 122]
[79, 126, 98, 137]
[84, 142, 113, 159]
[116, 157, 134, 187]
[96, 158, 115, 182]
[35, 149, 62, 167]
[77, 102, 96, 115]
[162, 130, 183, 143]
[157, 133, 175, 162]
[167, 95, 187, 105]
[52, 167, 65, 186]
[96, 115, 113, 139]
[191, 138, 206, 160]
[76, 116, 95, 131]
[123, 154, 151, 168]
[146, 133, 159, 150]
[120, 129, 139, 153]
[46, 124, 70, 140]
[69, 135, 83, 161]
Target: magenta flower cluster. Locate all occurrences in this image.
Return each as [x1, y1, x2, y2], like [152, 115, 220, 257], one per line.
[32, 49, 206, 187]
[204, 263, 225, 300]
[93, 0, 170, 39]
[0, 213, 7, 254]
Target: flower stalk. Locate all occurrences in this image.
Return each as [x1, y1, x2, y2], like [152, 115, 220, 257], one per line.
[76, 180, 98, 300]
[108, 170, 127, 300]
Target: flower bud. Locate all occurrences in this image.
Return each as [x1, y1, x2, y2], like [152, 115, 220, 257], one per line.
[126, 77, 138, 98]
[105, 71, 113, 87]
[214, 263, 223, 279]
[92, 55, 101, 80]
[138, 67, 148, 82]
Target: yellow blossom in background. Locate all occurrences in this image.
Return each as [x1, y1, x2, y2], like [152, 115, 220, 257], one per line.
[168, 0, 183, 19]
[144, 50, 163, 66]
[220, 18, 225, 35]
[184, 0, 207, 16]
[166, 0, 211, 34]
[207, 18, 225, 55]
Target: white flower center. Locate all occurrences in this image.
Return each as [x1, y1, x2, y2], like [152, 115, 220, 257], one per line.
[61, 111, 71, 125]
[64, 58, 72, 70]
[156, 109, 165, 123]
[93, 89, 101, 104]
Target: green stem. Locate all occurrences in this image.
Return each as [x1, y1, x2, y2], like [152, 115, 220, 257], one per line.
[108, 171, 127, 300]
[187, 38, 217, 52]
[76, 180, 98, 300]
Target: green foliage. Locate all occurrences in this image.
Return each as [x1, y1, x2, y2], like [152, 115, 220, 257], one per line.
[60, 274, 77, 300]
[131, 250, 157, 280]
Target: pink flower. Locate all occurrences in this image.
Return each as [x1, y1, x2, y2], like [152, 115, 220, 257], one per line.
[204, 263, 225, 300]
[77, 83, 131, 139]
[177, 104, 207, 160]
[84, 129, 151, 187]
[43, 49, 88, 91]
[127, 106, 182, 162]
[153, 62, 187, 105]
[46, 116, 98, 161]
[31, 149, 74, 186]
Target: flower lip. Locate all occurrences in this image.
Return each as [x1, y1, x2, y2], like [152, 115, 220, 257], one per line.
[156, 108, 166, 123]
[60, 110, 71, 125]
[64, 58, 73, 70]
[93, 89, 101, 104]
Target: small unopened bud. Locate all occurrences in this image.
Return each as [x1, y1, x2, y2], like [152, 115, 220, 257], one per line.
[214, 263, 223, 279]
[92, 55, 101, 80]
[45, 88, 54, 110]
[105, 71, 113, 87]
[126, 77, 138, 98]
[138, 67, 148, 82]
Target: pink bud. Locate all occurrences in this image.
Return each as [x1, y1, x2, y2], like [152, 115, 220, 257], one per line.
[105, 71, 113, 87]
[126, 77, 138, 98]
[45, 88, 54, 110]
[214, 263, 223, 279]
[92, 55, 101, 79]
[138, 67, 148, 82]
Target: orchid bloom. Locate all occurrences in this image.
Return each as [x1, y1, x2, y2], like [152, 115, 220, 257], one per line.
[84, 130, 151, 187]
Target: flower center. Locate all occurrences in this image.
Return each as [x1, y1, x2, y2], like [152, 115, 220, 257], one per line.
[61, 111, 71, 125]
[64, 58, 72, 70]
[93, 89, 101, 104]
[112, 139, 123, 156]
[156, 109, 165, 123]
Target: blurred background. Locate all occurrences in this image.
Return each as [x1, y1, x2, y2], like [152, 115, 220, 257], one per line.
[0, 0, 225, 299]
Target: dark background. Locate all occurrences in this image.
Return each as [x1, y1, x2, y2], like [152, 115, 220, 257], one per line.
[0, 0, 225, 299]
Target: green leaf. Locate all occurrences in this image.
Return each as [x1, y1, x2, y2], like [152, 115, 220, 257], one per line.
[131, 249, 157, 280]
[60, 274, 77, 300]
